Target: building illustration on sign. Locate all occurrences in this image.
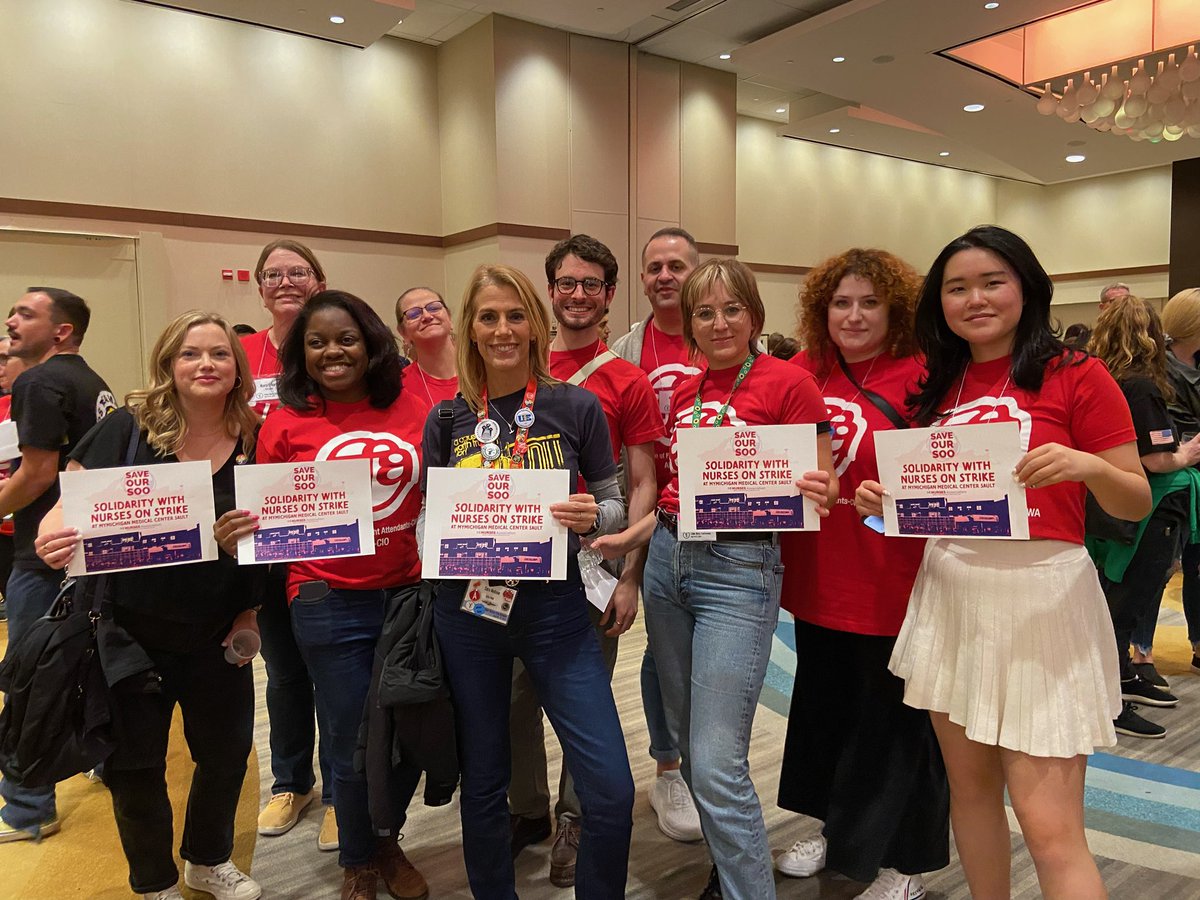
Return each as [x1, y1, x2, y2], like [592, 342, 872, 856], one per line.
[83, 524, 204, 571]
[253, 521, 362, 562]
[894, 496, 1011, 537]
[439, 537, 553, 578]
[694, 492, 804, 530]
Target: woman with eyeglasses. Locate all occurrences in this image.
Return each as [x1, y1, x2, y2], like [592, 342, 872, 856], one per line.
[857, 226, 1149, 900]
[241, 238, 336, 849]
[623, 259, 837, 900]
[395, 287, 457, 408]
[420, 263, 633, 899]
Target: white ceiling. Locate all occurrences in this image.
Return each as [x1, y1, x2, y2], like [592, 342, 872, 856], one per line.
[137, 0, 1200, 184]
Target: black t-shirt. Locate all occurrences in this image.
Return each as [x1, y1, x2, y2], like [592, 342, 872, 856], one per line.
[11, 354, 115, 570]
[70, 408, 261, 650]
[421, 381, 616, 554]
[1120, 375, 1189, 519]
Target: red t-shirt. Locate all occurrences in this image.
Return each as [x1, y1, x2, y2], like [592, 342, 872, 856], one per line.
[549, 340, 664, 463]
[659, 353, 828, 516]
[256, 397, 426, 600]
[933, 353, 1135, 544]
[780, 351, 927, 636]
[240, 329, 282, 418]
[0, 393, 12, 531]
[636, 320, 704, 488]
[405, 365, 459, 411]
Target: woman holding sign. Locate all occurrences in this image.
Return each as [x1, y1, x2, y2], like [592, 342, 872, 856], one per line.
[419, 263, 633, 899]
[775, 249, 948, 898]
[34, 311, 262, 900]
[857, 226, 1149, 900]
[635, 258, 836, 900]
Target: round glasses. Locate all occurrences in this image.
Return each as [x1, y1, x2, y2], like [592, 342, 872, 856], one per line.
[553, 277, 610, 297]
[692, 303, 748, 325]
[260, 267, 316, 288]
[401, 300, 447, 322]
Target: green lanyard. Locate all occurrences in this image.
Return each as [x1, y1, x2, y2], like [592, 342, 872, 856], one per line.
[690, 353, 755, 428]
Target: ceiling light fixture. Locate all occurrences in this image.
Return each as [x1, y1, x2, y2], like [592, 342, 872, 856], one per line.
[984, 2, 999, 9]
[776, 107, 786, 113]
[939, 151, 951, 156]
[719, 53, 731, 60]
[829, 128, 841, 133]
[963, 103, 986, 112]
[330, 15, 345, 24]
[833, 56, 846, 63]
[1065, 154, 1087, 162]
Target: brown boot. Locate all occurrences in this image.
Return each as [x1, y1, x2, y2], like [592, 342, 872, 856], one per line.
[549, 814, 581, 888]
[341, 865, 378, 900]
[374, 838, 429, 900]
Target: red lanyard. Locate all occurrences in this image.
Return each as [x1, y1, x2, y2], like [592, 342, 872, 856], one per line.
[478, 377, 538, 469]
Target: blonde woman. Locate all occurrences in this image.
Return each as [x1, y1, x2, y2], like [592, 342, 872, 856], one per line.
[35, 312, 263, 900]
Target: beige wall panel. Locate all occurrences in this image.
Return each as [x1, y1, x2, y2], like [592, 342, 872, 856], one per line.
[568, 36, 630, 218]
[438, 18, 499, 235]
[1051, 273, 1170, 310]
[995, 168, 1171, 274]
[568, 211, 635, 337]
[495, 235, 560, 305]
[680, 64, 737, 246]
[493, 17, 570, 228]
[443, 239, 504, 315]
[756, 272, 804, 341]
[0, 1, 441, 234]
[737, 117, 997, 270]
[635, 55, 682, 226]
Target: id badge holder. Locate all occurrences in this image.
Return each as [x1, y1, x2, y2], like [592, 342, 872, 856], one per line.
[252, 376, 280, 407]
[461, 578, 518, 625]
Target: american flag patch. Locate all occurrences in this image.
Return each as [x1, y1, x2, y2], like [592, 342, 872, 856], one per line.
[1150, 429, 1174, 446]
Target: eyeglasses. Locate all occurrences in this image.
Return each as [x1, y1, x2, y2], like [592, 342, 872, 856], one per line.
[260, 267, 316, 288]
[692, 303, 748, 325]
[553, 277, 610, 297]
[401, 300, 446, 322]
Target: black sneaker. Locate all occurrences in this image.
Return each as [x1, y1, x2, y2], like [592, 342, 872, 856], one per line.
[1114, 702, 1167, 739]
[698, 865, 723, 900]
[509, 812, 551, 860]
[1131, 662, 1169, 689]
[1120, 675, 1178, 707]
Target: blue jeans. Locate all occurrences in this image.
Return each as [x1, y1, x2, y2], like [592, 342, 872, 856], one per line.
[643, 526, 783, 900]
[1182, 540, 1200, 646]
[435, 576, 633, 899]
[0, 567, 62, 833]
[640, 646, 680, 763]
[258, 569, 331, 802]
[290, 586, 418, 868]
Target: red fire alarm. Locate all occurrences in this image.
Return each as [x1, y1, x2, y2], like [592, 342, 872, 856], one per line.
[221, 269, 234, 280]
[237, 269, 251, 282]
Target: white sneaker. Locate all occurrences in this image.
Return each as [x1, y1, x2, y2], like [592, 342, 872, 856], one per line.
[648, 770, 703, 842]
[857, 869, 927, 900]
[143, 888, 184, 900]
[184, 861, 262, 900]
[776, 834, 827, 877]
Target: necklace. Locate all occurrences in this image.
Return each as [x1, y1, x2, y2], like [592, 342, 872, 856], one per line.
[822, 353, 879, 405]
[415, 365, 435, 406]
[946, 362, 1012, 422]
[691, 354, 755, 428]
[649, 319, 664, 373]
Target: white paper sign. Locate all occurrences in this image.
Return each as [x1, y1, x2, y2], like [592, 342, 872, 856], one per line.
[0, 420, 18, 461]
[422, 467, 570, 580]
[676, 424, 818, 540]
[874, 422, 1029, 540]
[61, 461, 218, 575]
[234, 459, 376, 565]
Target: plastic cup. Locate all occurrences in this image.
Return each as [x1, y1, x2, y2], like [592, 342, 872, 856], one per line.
[224, 629, 261, 665]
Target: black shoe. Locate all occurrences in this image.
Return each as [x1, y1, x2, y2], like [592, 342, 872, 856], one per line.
[1120, 675, 1178, 708]
[509, 812, 551, 860]
[1192, 654, 1200, 676]
[1114, 702, 1167, 739]
[1131, 662, 1169, 689]
[699, 865, 722, 900]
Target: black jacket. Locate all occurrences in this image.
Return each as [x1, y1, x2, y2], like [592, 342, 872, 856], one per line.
[1166, 351, 1200, 438]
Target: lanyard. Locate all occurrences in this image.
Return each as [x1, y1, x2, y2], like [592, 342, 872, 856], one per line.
[691, 354, 755, 428]
[478, 377, 538, 468]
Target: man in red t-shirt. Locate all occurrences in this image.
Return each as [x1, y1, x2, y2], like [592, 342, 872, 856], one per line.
[507, 235, 664, 885]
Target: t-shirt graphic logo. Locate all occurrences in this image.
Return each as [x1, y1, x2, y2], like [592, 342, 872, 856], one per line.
[669, 402, 746, 475]
[317, 431, 419, 521]
[825, 397, 866, 476]
[650, 363, 702, 445]
[95, 390, 117, 422]
[939, 397, 1033, 452]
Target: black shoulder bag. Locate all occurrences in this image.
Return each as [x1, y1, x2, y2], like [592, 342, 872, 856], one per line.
[835, 350, 910, 430]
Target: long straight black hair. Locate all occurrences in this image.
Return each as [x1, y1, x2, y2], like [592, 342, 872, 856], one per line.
[277, 290, 403, 411]
[908, 225, 1078, 425]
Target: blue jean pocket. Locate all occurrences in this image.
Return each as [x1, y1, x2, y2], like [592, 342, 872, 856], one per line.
[290, 585, 334, 648]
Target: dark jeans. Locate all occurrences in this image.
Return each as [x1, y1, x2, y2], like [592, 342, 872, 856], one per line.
[1101, 501, 1187, 682]
[290, 586, 419, 868]
[105, 637, 253, 894]
[0, 567, 62, 832]
[1181, 540, 1200, 646]
[435, 577, 633, 900]
[258, 567, 331, 801]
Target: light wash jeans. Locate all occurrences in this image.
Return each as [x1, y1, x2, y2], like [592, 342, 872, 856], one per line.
[642, 524, 784, 900]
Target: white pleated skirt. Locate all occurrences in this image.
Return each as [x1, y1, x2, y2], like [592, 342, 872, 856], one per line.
[888, 538, 1121, 758]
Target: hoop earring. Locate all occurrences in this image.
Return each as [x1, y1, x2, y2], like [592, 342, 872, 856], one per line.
[234, 376, 243, 388]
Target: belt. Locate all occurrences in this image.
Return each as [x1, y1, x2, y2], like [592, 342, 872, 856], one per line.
[655, 508, 774, 543]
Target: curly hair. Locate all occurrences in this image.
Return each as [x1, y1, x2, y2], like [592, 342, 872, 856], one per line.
[796, 248, 920, 376]
[125, 311, 258, 457]
[1088, 295, 1173, 401]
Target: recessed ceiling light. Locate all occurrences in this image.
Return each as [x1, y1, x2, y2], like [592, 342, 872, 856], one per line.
[719, 53, 731, 60]
[939, 151, 951, 157]
[829, 128, 841, 133]
[1065, 154, 1086, 163]
[984, 2, 1000, 8]
[963, 103, 985, 112]
[833, 56, 846, 63]
[776, 107, 786, 113]
[330, 15, 345, 24]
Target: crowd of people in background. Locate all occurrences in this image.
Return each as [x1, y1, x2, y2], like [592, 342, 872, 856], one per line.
[0, 224, 1197, 900]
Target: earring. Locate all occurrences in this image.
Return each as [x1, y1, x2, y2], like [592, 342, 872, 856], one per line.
[234, 376, 243, 388]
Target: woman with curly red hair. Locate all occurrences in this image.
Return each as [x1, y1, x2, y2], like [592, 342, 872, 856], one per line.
[776, 248, 949, 899]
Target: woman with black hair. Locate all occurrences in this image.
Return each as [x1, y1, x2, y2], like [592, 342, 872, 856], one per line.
[248, 291, 430, 900]
[857, 226, 1149, 900]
